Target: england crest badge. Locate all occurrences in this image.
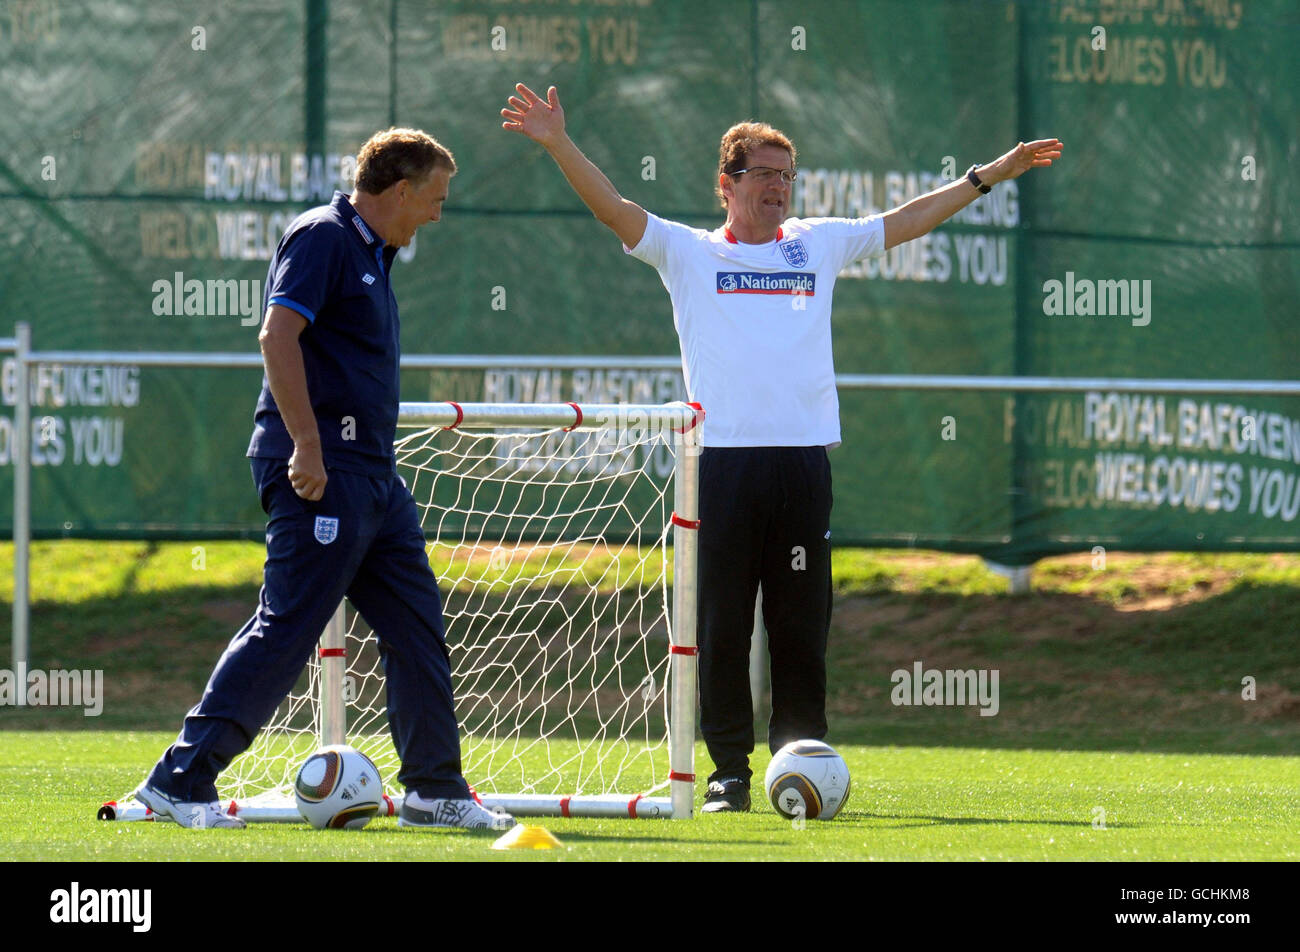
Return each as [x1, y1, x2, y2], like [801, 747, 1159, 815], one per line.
[779, 237, 809, 268]
[314, 516, 340, 544]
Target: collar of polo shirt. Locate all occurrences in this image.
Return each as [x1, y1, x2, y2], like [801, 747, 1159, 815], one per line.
[334, 191, 396, 273]
[724, 226, 783, 244]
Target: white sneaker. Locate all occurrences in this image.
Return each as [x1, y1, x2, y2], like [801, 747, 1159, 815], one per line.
[134, 783, 247, 829]
[398, 791, 515, 831]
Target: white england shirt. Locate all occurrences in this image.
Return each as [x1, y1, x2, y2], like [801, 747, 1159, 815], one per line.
[626, 211, 886, 447]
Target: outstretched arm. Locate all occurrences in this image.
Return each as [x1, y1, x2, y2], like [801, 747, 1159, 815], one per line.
[502, 83, 648, 250]
[882, 139, 1063, 250]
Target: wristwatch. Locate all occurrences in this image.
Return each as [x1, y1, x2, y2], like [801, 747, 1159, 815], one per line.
[966, 165, 992, 193]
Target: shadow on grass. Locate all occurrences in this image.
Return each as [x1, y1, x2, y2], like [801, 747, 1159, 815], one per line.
[3, 579, 1298, 761]
[117, 540, 162, 598]
[443, 831, 736, 847]
[840, 812, 1134, 830]
[819, 581, 1300, 757]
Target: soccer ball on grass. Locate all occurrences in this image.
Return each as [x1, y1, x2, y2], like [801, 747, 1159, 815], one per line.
[764, 739, 851, 820]
[294, 744, 385, 829]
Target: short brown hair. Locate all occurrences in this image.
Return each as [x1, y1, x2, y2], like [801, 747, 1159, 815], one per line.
[716, 121, 797, 208]
[354, 127, 456, 194]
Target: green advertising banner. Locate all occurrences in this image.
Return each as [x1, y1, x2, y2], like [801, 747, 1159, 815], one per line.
[0, 0, 1295, 558]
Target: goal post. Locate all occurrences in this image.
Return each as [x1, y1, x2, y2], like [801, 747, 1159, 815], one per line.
[103, 401, 701, 823]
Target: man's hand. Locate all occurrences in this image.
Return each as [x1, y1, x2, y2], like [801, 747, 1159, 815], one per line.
[883, 137, 1063, 249]
[288, 440, 327, 501]
[502, 83, 566, 149]
[500, 81, 648, 249]
[981, 138, 1064, 185]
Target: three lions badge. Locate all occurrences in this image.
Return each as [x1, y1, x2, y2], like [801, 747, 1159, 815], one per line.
[778, 237, 809, 268]
[314, 516, 339, 544]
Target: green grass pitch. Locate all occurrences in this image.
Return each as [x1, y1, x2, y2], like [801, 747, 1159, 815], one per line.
[1, 731, 1295, 861]
[2, 544, 1298, 862]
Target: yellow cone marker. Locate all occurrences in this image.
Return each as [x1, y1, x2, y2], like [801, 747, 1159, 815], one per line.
[492, 824, 563, 850]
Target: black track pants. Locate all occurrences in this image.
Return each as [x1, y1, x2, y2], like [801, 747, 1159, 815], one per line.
[696, 446, 833, 786]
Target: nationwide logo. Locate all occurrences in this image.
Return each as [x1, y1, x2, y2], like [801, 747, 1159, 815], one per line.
[716, 272, 816, 295]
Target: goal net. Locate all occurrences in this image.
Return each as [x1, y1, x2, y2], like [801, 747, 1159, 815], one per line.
[116, 402, 700, 822]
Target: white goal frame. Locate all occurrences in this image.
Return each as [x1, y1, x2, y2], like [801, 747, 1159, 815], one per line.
[101, 401, 701, 823]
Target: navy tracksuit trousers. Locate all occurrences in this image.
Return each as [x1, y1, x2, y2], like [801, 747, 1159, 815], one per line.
[697, 446, 833, 786]
[147, 458, 469, 802]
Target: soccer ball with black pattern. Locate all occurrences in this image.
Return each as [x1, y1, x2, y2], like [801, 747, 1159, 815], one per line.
[293, 744, 385, 829]
[764, 740, 851, 820]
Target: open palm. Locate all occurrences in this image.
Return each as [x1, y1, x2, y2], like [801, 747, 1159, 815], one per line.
[501, 83, 566, 147]
[990, 138, 1064, 182]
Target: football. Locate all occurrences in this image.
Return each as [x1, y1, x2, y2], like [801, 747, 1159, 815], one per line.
[293, 744, 385, 829]
[764, 739, 851, 820]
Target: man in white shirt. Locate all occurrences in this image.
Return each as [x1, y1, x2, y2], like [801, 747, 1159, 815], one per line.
[503, 82, 1061, 812]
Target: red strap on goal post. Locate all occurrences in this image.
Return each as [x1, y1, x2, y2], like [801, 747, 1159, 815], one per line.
[562, 402, 584, 431]
[671, 513, 700, 530]
[669, 644, 698, 656]
[627, 793, 645, 818]
[668, 770, 695, 783]
[319, 648, 346, 658]
[442, 401, 464, 430]
[673, 401, 705, 434]
[560, 797, 572, 818]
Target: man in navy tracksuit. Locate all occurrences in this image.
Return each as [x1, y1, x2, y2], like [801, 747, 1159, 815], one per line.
[136, 129, 513, 831]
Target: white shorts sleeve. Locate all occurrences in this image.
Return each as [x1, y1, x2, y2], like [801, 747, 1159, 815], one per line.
[624, 210, 669, 267]
[803, 215, 887, 273]
[624, 211, 705, 279]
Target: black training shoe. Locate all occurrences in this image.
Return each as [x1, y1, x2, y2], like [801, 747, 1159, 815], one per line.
[701, 778, 751, 813]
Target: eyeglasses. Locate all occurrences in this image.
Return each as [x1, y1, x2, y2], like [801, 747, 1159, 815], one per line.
[730, 166, 797, 185]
